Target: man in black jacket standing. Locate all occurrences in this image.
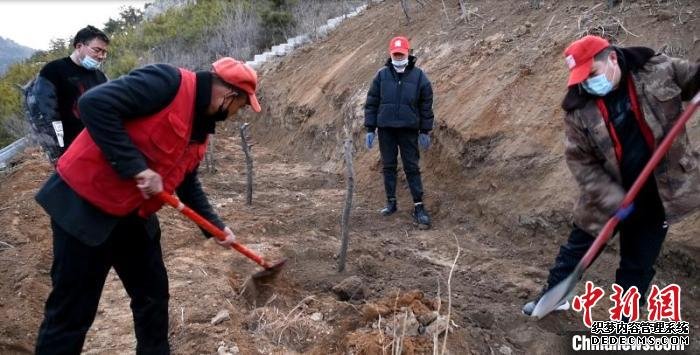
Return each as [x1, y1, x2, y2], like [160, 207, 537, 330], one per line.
[364, 36, 434, 228]
[34, 57, 261, 354]
[28, 25, 109, 163]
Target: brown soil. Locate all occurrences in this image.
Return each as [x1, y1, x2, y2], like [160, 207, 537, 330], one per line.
[1, 1, 699, 354]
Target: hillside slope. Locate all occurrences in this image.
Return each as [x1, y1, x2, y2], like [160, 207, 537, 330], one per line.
[0, 37, 34, 75]
[256, 0, 699, 272]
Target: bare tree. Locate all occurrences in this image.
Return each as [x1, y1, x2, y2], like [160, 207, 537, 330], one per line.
[337, 108, 356, 273]
[139, 1, 366, 69]
[337, 137, 354, 272]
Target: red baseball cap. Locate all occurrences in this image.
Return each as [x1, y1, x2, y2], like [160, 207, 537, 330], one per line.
[212, 57, 261, 112]
[563, 35, 610, 87]
[389, 36, 410, 55]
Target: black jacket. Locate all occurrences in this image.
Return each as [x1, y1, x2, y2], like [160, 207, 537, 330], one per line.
[35, 64, 225, 246]
[364, 56, 434, 132]
[30, 57, 108, 160]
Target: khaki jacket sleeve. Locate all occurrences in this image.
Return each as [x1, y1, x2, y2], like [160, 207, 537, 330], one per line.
[564, 111, 626, 215]
[669, 57, 699, 101]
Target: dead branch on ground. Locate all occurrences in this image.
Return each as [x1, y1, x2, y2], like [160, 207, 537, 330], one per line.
[0, 241, 15, 250]
[440, 233, 461, 354]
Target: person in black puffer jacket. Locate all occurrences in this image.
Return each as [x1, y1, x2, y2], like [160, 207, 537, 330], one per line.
[364, 36, 434, 227]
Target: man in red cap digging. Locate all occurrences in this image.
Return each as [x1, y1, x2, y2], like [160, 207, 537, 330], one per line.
[364, 36, 435, 228]
[33, 57, 261, 354]
[522, 35, 699, 316]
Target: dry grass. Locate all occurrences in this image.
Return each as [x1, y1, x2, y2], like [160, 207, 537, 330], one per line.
[245, 295, 324, 351]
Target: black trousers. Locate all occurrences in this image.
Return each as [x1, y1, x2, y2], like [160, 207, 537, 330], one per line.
[35, 216, 170, 355]
[546, 211, 667, 302]
[378, 127, 424, 203]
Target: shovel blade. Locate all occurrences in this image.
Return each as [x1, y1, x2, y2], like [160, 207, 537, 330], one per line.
[531, 268, 580, 319]
[252, 259, 287, 283]
[242, 259, 287, 306]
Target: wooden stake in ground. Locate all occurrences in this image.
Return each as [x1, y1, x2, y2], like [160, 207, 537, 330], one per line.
[337, 137, 355, 272]
[205, 136, 216, 173]
[239, 123, 254, 205]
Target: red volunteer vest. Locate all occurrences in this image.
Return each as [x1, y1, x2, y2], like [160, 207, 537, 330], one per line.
[57, 68, 207, 217]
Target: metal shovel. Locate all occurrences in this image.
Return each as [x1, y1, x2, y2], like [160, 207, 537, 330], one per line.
[157, 192, 286, 282]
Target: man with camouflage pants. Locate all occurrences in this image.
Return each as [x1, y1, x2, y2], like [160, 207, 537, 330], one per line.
[523, 35, 700, 316]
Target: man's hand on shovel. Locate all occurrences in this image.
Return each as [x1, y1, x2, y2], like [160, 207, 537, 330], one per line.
[156, 192, 287, 278]
[135, 168, 163, 198]
[217, 227, 237, 248]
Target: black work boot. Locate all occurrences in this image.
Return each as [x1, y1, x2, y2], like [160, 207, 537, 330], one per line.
[380, 198, 397, 216]
[413, 202, 431, 227]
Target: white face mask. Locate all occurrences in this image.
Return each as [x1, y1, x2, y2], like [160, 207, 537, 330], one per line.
[392, 58, 408, 68]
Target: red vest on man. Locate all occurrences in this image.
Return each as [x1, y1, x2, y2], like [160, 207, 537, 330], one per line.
[57, 68, 207, 217]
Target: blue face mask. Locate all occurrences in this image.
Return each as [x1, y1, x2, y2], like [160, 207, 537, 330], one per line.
[582, 73, 613, 96]
[81, 55, 100, 70]
[582, 59, 616, 96]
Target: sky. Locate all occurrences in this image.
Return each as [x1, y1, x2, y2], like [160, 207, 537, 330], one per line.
[0, 1, 147, 50]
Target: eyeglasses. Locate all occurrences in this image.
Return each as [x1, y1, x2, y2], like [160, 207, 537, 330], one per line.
[87, 46, 108, 56]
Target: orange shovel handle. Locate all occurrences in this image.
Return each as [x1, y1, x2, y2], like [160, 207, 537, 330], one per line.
[157, 192, 272, 269]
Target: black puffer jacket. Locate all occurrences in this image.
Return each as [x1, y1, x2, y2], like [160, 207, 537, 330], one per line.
[364, 56, 434, 132]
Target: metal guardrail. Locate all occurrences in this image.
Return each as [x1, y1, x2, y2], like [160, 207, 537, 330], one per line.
[0, 136, 29, 169]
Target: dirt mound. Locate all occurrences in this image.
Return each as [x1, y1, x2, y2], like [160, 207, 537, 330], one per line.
[1, 0, 699, 354]
[346, 330, 434, 355]
[347, 290, 456, 354]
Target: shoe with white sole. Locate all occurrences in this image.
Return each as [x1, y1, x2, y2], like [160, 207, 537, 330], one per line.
[522, 297, 570, 316]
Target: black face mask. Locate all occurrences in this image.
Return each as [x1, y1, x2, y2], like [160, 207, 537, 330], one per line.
[210, 96, 230, 122]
